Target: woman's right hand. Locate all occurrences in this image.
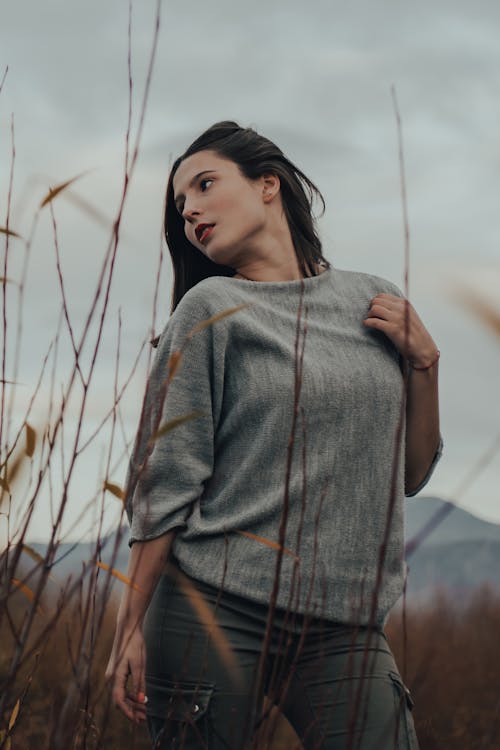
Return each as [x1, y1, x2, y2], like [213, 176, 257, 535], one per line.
[105, 622, 148, 724]
[103, 532, 176, 723]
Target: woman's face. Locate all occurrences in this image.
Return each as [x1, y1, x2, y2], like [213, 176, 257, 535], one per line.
[172, 149, 272, 268]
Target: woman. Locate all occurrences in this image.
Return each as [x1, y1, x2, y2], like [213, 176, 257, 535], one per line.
[105, 121, 443, 749]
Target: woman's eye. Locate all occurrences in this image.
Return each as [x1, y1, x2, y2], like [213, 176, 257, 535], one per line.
[177, 179, 213, 217]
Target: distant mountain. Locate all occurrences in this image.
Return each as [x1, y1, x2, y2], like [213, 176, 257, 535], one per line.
[404, 496, 500, 597]
[17, 496, 500, 604]
[405, 496, 500, 545]
[22, 533, 131, 597]
[405, 539, 500, 594]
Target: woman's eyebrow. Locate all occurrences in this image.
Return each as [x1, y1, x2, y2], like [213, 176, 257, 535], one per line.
[174, 170, 217, 208]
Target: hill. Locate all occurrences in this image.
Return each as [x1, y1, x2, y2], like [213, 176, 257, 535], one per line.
[17, 496, 500, 603]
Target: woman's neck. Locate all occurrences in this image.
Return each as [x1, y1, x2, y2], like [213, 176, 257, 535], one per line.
[233, 260, 326, 282]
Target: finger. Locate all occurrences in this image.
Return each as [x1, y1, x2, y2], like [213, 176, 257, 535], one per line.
[372, 293, 405, 302]
[115, 695, 136, 722]
[362, 316, 398, 335]
[116, 686, 147, 723]
[127, 695, 147, 719]
[364, 305, 398, 325]
[112, 663, 137, 722]
[130, 657, 146, 701]
[371, 294, 411, 313]
[107, 651, 147, 723]
[126, 690, 148, 708]
[129, 653, 147, 720]
[124, 692, 148, 724]
[369, 295, 392, 309]
[366, 303, 392, 318]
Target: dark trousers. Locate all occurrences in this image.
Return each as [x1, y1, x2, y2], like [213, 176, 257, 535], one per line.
[143, 560, 419, 750]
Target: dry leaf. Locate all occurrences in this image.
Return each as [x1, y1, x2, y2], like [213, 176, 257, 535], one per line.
[11, 578, 35, 602]
[104, 481, 125, 501]
[451, 285, 500, 338]
[234, 530, 299, 561]
[10, 578, 44, 614]
[8, 699, 20, 731]
[96, 561, 142, 592]
[0, 448, 26, 508]
[21, 544, 45, 565]
[39, 171, 88, 209]
[187, 304, 252, 338]
[21, 544, 57, 583]
[0, 226, 21, 239]
[62, 190, 115, 231]
[466, 297, 500, 337]
[167, 350, 182, 380]
[0, 449, 25, 498]
[151, 410, 207, 442]
[170, 565, 244, 688]
[25, 423, 36, 457]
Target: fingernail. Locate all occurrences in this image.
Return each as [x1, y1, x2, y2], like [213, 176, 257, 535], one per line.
[137, 691, 148, 703]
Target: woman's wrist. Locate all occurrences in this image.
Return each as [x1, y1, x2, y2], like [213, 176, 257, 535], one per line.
[408, 348, 440, 371]
[117, 594, 148, 630]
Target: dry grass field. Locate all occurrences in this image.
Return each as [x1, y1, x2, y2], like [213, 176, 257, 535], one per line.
[1, 580, 499, 749]
[3, 6, 500, 748]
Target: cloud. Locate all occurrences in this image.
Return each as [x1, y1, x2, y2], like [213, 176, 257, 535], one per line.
[3, 0, 500, 538]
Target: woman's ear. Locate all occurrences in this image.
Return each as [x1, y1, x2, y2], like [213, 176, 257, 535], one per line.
[262, 172, 280, 201]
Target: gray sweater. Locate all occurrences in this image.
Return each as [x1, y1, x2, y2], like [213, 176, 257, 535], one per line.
[125, 265, 443, 626]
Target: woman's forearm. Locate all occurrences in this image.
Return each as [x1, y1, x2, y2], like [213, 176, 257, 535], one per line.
[117, 530, 176, 629]
[404, 359, 441, 493]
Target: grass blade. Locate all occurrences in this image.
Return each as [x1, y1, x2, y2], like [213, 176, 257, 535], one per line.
[39, 171, 89, 209]
[95, 561, 142, 592]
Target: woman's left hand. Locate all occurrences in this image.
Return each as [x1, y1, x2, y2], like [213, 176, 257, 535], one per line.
[363, 293, 438, 368]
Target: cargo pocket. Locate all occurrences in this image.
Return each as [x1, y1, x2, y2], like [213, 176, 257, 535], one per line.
[146, 675, 215, 750]
[388, 671, 420, 750]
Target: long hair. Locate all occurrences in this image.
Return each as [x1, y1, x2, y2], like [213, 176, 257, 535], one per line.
[164, 120, 330, 313]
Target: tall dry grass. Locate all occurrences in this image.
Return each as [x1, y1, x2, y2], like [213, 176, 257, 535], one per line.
[2, 3, 500, 750]
[0, 3, 164, 747]
[2, 582, 500, 748]
[387, 585, 500, 750]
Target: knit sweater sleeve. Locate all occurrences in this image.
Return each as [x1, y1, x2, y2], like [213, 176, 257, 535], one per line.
[382, 279, 444, 498]
[404, 434, 444, 497]
[124, 290, 224, 547]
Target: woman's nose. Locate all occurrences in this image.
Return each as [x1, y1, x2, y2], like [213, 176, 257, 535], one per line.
[182, 202, 200, 222]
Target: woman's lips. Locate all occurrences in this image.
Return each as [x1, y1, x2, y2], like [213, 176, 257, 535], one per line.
[199, 225, 215, 243]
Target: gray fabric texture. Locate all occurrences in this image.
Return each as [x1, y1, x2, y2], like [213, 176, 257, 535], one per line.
[125, 265, 443, 626]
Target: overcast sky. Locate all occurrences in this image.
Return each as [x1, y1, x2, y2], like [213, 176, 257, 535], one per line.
[1, 0, 499, 546]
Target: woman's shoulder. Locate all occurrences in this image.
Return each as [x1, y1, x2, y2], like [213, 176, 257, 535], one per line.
[335, 267, 405, 299]
[152, 277, 238, 350]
